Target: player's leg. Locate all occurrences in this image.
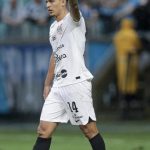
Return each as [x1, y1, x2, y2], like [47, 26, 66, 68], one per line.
[33, 121, 58, 150]
[79, 121, 106, 150]
[33, 87, 69, 150]
[60, 81, 106, 150]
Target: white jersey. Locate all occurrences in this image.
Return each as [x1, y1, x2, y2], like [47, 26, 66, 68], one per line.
[49, 13, 93, 87]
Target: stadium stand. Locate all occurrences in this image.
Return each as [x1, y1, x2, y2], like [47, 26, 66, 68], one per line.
[0, 0, 150, 119]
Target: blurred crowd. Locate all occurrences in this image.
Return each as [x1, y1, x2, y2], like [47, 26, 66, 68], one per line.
[0, 0, 49, 39]
[0, 0, 150, 40]
[0, 0, 150, 117]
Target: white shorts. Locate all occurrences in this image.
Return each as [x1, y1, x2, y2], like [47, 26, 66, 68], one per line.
[40, 80, 96, 125]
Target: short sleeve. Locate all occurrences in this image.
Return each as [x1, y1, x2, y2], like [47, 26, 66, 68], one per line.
[68, 12, 83, 26]
[66, 12, 86, 34]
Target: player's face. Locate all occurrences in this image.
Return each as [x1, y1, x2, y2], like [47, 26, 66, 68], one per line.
[46, 0, 66, 17]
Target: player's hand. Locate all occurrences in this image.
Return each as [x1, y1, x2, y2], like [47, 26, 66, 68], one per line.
[43, 85, 51, 100]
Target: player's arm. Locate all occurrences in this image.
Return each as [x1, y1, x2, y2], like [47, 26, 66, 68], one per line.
[43, 52, 55, 100]
[68, 0, 80, 22]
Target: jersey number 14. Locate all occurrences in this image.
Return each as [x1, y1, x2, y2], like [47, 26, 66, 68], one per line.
[67, 102, 79, 113]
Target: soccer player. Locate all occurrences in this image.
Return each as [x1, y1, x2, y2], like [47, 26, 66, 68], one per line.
[32, 0, 106, 150]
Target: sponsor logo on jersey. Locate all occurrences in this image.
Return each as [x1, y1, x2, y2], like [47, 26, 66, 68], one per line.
[54, 53, 67, 63]
[55, 69, 67, 80]
[56, 44, 64, 51]
[61, 69, 67, 78]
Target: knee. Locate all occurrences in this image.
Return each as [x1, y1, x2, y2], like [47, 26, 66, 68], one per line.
[37, 122, 57, 138]
[37, 124, 50, 138]
[80, 123, 99, 139]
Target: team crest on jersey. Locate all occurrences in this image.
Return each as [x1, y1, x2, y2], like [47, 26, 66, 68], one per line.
[57, 24, 63, 34]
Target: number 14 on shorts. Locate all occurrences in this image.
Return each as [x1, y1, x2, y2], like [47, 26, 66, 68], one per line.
[67, 101, 79, 113]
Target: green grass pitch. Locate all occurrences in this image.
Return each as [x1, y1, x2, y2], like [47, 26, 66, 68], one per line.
[0, 122, 150, 150]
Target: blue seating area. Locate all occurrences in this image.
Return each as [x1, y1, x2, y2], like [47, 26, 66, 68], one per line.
[0, 56, 9, 113]
[86, 42, 114, 74]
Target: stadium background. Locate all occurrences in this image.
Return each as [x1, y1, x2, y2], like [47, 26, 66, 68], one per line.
[0, 0, 150, 150]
